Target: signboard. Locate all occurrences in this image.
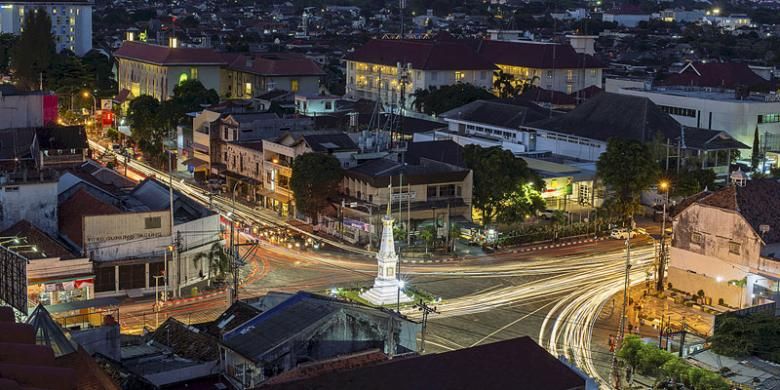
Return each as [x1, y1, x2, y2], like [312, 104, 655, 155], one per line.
[543, 176, 574, 198]
[100, 99, 113, 111]
[391, 191, 416, 201]
[84, 211, 171, 245]
[0, 246, 29, 314]
[101, 111, 114, 128]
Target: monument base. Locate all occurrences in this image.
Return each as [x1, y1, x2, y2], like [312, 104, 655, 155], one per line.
[360, 278, 413, 306]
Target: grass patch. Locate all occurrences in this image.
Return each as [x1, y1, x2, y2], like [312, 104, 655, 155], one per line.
[329, 286, 440, 309]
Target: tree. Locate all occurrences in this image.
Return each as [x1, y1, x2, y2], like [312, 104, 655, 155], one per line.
[464, 145, 540, 225]
[496, 183, 546, 224]
[419, 225, 436, 254]
[290, 153, 344, 225]
[81, 51, 118, 98]
[0, 33, 16, 74]
[493, 70, 516, 99]
[752, 126, 762, 171]
[162, 79, 220, 131]
[11, 7, 55, 90]
[674, 168, 716, 197]
[596, 139, 659, 221]
[128, 95, 166, 166]
[47, 54, 92, 108]
[411, 88, 431, 112]
[411, 83, 495, 115]
[193, 242, 230, 282]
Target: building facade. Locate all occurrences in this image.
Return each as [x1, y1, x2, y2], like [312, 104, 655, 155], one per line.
[223, 53, 323, 98]
[669, 176, 780, 313]
[344, 38, 496, 111]
[0, 0, 92, 55]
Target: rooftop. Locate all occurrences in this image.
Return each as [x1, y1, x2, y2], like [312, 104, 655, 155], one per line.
[345, 38, 497, 71]
[0, 220, 78, 260]
[346, 157, 470, 187]
[265, 336, 586, 390]
[226, 52, 324, 76]
[658, 62, 768, 90]
[473, 39, 604, 69]
[623, 86, 780, 104]
[114, 41, 227, 66]
[440, 99, 542, 129]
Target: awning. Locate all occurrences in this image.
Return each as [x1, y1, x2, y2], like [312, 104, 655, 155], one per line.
[114, 89, 131, 104]
[45, 296, 121, 313]
[181, 157, 209, 168]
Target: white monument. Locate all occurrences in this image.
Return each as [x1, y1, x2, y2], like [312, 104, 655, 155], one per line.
[361, 191, 413, 306]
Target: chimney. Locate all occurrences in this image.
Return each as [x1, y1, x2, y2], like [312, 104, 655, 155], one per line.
[566, 35, 597, 56]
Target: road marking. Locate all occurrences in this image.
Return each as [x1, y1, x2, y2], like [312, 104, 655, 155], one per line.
[469, 299, 557, 347]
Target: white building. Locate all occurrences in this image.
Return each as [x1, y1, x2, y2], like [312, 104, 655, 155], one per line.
[669, 175, 780, 314]
[344, 37, 496, 111]
[618, 86, 780, 154]
[0, 0, 92, 55]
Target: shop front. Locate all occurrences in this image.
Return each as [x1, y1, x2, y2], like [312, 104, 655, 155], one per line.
[28, 275, 95, 308]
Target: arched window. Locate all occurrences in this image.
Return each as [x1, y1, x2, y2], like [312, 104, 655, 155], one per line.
[178, 72, 188, 85]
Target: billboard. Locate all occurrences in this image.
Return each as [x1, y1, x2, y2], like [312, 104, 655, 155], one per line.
[543, 176, 574, 198]
[0, 246, 29, 314]
[84, 210, 172, 245]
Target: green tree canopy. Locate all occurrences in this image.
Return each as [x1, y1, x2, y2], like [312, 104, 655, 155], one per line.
[496, 183, 546, 224]
[0, 33, 16, 74]
[710, 312, 780, 363]
[596, 139, 659, 221]
[464, 145, 542, 225]
[11, 7, 55, 90]
[493, 70, 516, 99]
[411, 83, 495, 115]
[128, 95, 166, 166]
[290, 153, 344, 224]
[160, 79, 220, 132]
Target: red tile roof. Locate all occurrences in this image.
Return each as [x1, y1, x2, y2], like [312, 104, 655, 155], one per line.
[114, 41, 227, 66]
[658, 62, 767, 89]
[265, 336, 586, 390]
[58, 188, 122, 248]
[0, 220, 78, 260]
[475, 39, 605, 69]
[227, 53, 325, 76]
[345, 39, 497, 71]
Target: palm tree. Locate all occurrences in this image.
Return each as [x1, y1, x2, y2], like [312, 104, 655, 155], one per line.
[193, 242, 230, 283]
[493, 70, 516, 99]
[729, 277, 748, 308]
[411, 88, 430, 112]
[519, 75, 540, 95]
[449, 223, 461, 253]
[420, 226, 436, 255]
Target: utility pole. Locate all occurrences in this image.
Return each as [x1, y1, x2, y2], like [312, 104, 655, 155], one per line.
[399, 0, 405, 39]
[167, 151, 176, 297]
[175, 230, 183, 297]
[396, 247, 402, 313]
[656, 181, 670, 292]
[612, 215, 634, 389]
[414, 299, 438, 353]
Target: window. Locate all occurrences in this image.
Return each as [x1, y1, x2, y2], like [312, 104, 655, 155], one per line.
[4, 186, 19, 192]
[455, 71, 465, 82]
[427, 185, 438, 199]
[190, 67, 198, 79]
[431, 71, 438, 82]
[480, 71, 486, 80]
[290, 79, 299, 92]
[546, 70, 553, 79]
[729, 241, 741, 255]
[244, 82, 252, 96]
[325, 101, 332, 110]
[658, 105, 696, 118]
[440, 184, 456, 198]
[691, 232, 703, 245]
[178, 72, 188, 85]
[758, 113, 780, 124]
[145, 216, 162, 229]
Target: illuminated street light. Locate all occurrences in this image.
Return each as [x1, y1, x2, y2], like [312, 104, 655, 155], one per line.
[716, 276, 724, 283]
[398, 280, 406, 289]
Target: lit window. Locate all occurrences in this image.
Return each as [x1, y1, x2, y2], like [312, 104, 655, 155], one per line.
[178, 72, 188, 85]
[758, 114, 780, 124]
[244, 82, 252, 96]
[729, 241, 741, 255]
[455, 71, 465, 82]
[290, 79, 299, 92]
[190, 67, 198, 79]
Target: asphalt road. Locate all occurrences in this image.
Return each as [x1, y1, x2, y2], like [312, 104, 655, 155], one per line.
[91, 141, 659, 388]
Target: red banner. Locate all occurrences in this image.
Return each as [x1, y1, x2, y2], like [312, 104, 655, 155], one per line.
[102, 110, 114, 127]
[42, 94, 58, 126]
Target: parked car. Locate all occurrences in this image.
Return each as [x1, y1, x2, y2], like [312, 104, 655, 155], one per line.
[610, 228, 636, 240]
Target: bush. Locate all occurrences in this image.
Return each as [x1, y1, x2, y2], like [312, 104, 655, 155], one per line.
[619, 335, 730, 389]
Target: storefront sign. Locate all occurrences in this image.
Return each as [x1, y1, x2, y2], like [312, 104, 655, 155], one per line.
[543, 176, 574, 198]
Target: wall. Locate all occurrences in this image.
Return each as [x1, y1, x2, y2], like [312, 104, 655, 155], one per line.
[165, 65, 222, 100]
[225, 143, 264, 182]
[619, 88, 780, 151]
[532, 128, 606, 161]
[0, 180, 58, 234]
[0, 93, 44, 130]
[667, 266, 744, 308]
[672, 203, 762, 270]
[84, 210, 171, 249]
[0, 4, 92, 55]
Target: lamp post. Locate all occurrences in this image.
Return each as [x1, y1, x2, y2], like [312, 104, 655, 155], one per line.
[83, 91, 97, 115]
[656, 180, 670, 292]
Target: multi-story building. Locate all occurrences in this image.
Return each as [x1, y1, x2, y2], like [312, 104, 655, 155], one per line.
[115, 40, 324, 102]
[669, 174, 780, 314]
[617, 64, 779, 156]
[344, 38, 496, 110]
[0, 0, 92, 55]
[473, 37, 604, 95]
[337, 140, 473, 244]
[115, 40, 226, 102]
[223, 53, 323, 98]
[261, 132, 358, 217]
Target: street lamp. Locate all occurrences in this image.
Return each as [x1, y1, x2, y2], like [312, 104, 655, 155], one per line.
[82, 91, 97, 116]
